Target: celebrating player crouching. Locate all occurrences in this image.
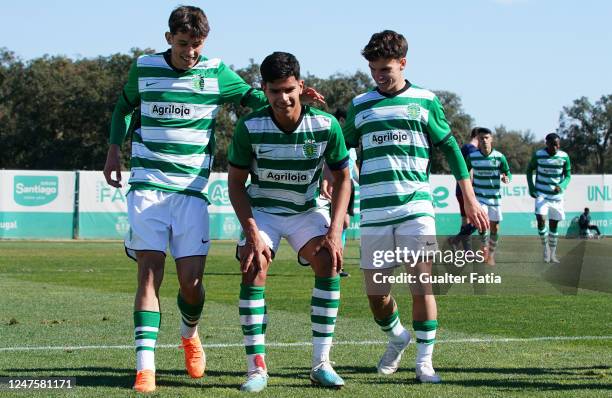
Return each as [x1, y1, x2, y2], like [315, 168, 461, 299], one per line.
[227, 52, 351, 392]
[342, 30, 489, 383]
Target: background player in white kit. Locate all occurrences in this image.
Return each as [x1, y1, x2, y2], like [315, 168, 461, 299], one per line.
[526, 133, 571, 263]
[465, 128, 511, 265]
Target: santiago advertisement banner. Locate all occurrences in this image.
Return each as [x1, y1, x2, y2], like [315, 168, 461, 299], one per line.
[0, 170, 76, 238]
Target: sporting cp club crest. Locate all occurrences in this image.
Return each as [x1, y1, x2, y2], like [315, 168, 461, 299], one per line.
[406, 103, 421, 121]
[192, 75, 206, 91]
[302, 140, 317, 159]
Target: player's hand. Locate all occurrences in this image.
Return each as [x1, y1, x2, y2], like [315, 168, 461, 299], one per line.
[320, 176, 333, 201]
[464, 197, 489, 232]
[301, 87, 326, 106]
[501, 174, 510, 184]
[103, 145, 123, 188]
[313, 232, 343, 273]
[553, 185, 561, 193]
[240, 236, 272, 274]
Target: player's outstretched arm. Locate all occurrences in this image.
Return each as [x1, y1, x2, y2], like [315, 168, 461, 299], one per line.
[437, 134, 489, 231]
[104, 101, 134, 188]
[228, 166, 272, 274]
[314, 165, 351, 272]
[227, 117, 271, 273]
[104, 61, 139, 188]
[220, 61, 325, 110]
[320, 164, 334, 201]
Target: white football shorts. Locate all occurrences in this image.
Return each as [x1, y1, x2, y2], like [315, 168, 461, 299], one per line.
[479, 202, 503, 222]
[360, 216, 438, 270]
[535, 196, 565, 221]
[125, 190, 210, 260]
[237, 208, 330, 265]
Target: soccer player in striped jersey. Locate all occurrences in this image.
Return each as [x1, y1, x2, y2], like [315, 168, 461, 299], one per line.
[526, 133, 571, 263]
[465, 128, 511, 265]
[228, 52, 351, 392]
[101, 6, 324, 393]
[343, 30, 488, 383]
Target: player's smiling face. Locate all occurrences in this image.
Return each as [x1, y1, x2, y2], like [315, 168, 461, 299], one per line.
[165, 31, 205, 70]
[369, 58, 406, 94]
[263, 76, 304, 121]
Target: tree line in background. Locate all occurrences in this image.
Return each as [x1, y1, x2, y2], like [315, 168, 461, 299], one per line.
[1, 48, 610, 173]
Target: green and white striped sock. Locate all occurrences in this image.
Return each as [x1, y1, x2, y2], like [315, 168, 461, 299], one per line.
[489, 233, 499, 254]
[134, 311, 160, 372]
[548, 228, 559, 257]
[538, 226, 548, 246]
[311, 276, 340, 367]
[239, 285, 267, 373]
[177, 291, 204, 339]
[414, 319, 437, 367]
[480, 231, 490, 248]
[375, 308, 407, 344]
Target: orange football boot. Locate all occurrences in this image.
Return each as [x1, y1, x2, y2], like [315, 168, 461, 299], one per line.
[180, 335, 206, 378]
[133, 369, 155, 393]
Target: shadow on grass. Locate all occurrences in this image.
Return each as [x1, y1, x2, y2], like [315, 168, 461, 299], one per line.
[326, 364, 611, 391]
[1, 366, 245, 389]
[3, 364, 610, 391]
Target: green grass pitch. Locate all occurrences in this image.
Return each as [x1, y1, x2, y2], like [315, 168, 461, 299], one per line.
[0, 239, 610, 397]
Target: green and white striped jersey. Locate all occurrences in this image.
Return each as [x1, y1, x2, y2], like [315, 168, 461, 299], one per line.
[112, 51, 267, 200]
[527, 148, 571, 201]
[343, 83, 452, 227]
[466, 149, 511, 206]
[228, 106, 348, 215]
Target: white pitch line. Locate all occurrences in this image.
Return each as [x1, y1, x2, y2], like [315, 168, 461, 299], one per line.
[0, 336, 610, 352]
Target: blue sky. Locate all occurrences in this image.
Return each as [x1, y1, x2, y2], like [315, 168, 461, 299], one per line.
[2, 0, 610, 138]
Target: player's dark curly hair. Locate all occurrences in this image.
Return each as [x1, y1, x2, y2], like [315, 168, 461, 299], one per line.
[169, 6, 210, 38]
[472, 127, 492, 137]
[362, 30, 408, 61]
[545, 132, 560, 142]
[260, 52, 300, 83]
